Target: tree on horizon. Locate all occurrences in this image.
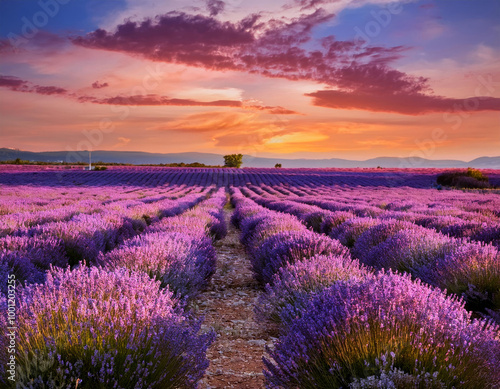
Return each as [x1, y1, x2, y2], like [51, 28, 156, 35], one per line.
[224, 154, 243, 168]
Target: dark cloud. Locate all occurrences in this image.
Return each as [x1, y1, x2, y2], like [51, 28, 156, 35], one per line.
[0, 75, 66, 95]
[0, 73, 297, 114]
[287, 0, 340, 11]
[78, 94, 243, 107]
[306, 89, 500, 115]
[78, 93, 299, 114]
[73, 12, 257, 71]
[72, 10, 409, 89]
[206, 0, 225, 16]
[0, 75, 28, 90]
[92, 81, 109, 89]
[9, 8, 499, 116]
[33, 86, 67, 95]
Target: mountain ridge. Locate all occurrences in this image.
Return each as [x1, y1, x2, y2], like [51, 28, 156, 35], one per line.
[1, 148, 499, 168]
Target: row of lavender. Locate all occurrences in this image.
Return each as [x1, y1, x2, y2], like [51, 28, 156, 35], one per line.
[250, 184, 500, 244]
[6, 166, 500, 188]
[1, 187, 228, 387]
[230, 188, 500, 388]
[0, 185, 212, 293]
[243, 185, 500, 322]
[0, 184, 197, 232]
[248, 182, 500, 251]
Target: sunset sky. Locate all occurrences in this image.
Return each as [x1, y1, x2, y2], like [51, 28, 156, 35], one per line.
[0, 0, 499, 160]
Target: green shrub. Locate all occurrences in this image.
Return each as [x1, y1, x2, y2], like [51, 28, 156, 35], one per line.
[436, 168, 490, 189]
[454, 176, 491, 189]
[223, 154, 243, 168]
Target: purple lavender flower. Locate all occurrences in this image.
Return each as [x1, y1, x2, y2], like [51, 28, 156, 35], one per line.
[256, 254, 369, 326]
[0, 251, 46, 294]
[423, 239, 500, 318]
[352, 219, 417, 261]
[264, 271, 500, 388]
[16, 265, 214, 388]
[300, 209, 333, 232]
[320, 211, 355, 235]
[246, 213, 306, 253]
[363, 227, 450, 272]
[330, 217, 378, 247]
[251, 231, 350, 286]
[0, 235, 68, 269]
[101, 231, 216, 299]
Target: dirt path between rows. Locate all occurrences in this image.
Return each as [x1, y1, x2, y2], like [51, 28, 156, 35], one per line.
[197, 207, 272, 389]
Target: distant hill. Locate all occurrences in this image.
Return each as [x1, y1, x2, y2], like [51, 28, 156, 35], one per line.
[1, 148, 499, 168]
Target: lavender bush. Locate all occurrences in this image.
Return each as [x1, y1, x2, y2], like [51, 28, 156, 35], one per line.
[244, 213, 306, 254]
[251, 231, 349, 286]
[256, 254, 369, 326]
[423, 240, 500, 317]
[320, 211, 356, 235]
[0, 235, 68, 269]
[230, 204, 260, 228]
[303, 210, 335, 232]
[363, 227, 450, 272]
[0, 251, 46, 294]
[330, 217, 378, 247]
[351, 220, 417, 261]
[16, 266, 214, 388]
[0, 235, 69, 292]
[29, 212, 136, 265]
[264, 272, 500, 389]
[101, 231, 216, 299]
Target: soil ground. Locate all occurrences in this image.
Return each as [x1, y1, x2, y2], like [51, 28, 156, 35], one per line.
[196, 207, 275, 389]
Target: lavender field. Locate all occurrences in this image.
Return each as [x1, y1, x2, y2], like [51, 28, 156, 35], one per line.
[1, 166, 500, 388]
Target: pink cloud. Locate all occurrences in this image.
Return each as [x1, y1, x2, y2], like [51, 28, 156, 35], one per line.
[287, 0, 341, 11]
[91, 80, 109, 89]
[306, 89, 500, 115]
[78, 94, 243, 107]
[72, 10, 404, 83]
[0, 75, 66, 95]
[33, 85, 67, 95]
[77, 93, 299, 114]
[0, 39, 16, 53]
[72, 12, 257, 71]
[0, 75, 28, 90]
[0, 73, 298, 114]
[254, 106, 299, 115]
[9, 8, 499, 117]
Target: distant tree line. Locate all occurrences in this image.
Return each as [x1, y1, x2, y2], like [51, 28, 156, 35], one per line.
[0, 154, 287, 169]
[0, 159, 223, 168]
[139, 162, 222, 167]
[0, 159, 129, 166]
